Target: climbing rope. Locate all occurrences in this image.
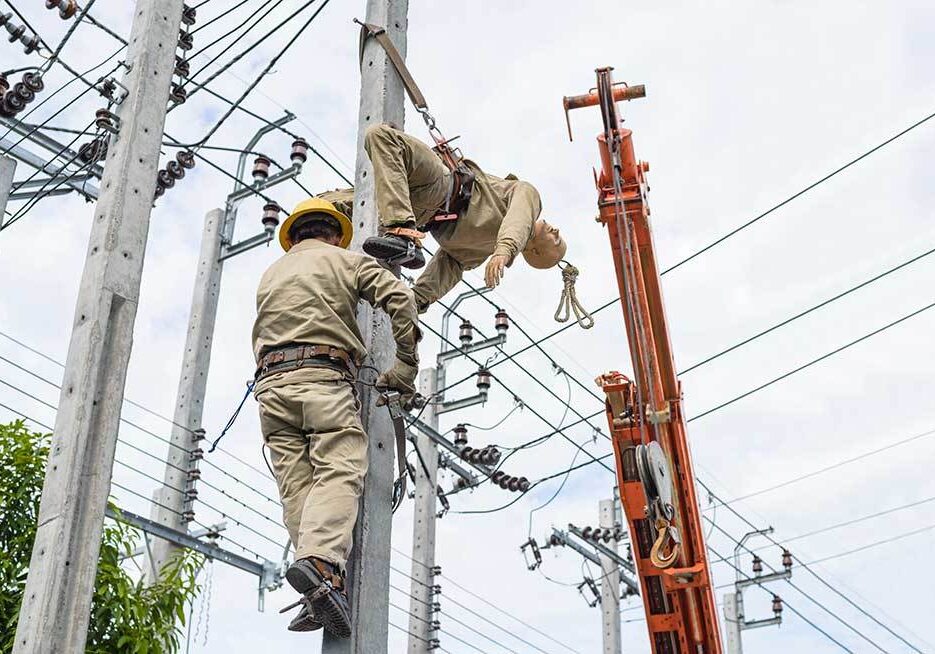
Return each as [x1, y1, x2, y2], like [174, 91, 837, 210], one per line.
[553, 261, 594, 329]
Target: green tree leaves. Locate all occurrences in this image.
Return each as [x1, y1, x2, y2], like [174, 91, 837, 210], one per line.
[0, 421, 202, 654]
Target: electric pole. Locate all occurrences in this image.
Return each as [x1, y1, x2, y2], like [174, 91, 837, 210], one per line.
[322, 0, 408, 651]
[599, 497, 622, 654]
[408, 368, 440, 652]
[147, 208, 223, 577]
[13, 1, 185, 651]
[723, 529, 792, 654]
[0, 156, 15, 217]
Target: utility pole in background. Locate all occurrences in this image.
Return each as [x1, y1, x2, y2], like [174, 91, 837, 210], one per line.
[723, 529, 791, 654]
[322, 0, 408, 651]
[148, 115, 304, 578]
[13, 0, 184, 651]
[147, 207, 223, 578]
[0, 156, 15, 217]
[599, 497, 622, 654]
[408, 368, 440, 652]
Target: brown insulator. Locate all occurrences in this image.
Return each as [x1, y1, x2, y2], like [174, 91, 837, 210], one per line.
[95, 108, 118, 133]
[781, 548, 792, 570]
[177, 30, 193, 51]
[1, 91, 24, 117]
[453, 423, 468, 447]
[99, 78, 117, 100]
[772, 595, 783, 617]
[459, 446, 473, 461]
[752, 555, 763, 575]
[169, 83, 187, 105]
[13, 82, 34, 104]
[166, 159, 185, 180]
[78, 139, 107, 163]
[176, 150, 196, 169]
[487, 447, 501, 464]
[252, 155, 271, 182]
[516, 477, 530, 492]
[507, 477, 521, 492]
[157, 168, 175, 189]
[174, 56, 190, 78]
[187, 468, 201, 481]
[184, 488, 198, 500]
[495, 309, 509, 335]
[153, 180, 166, 199]
[476, 368, 491, 392]
[262, 202, 281, 234]
[22, 72, 43, 93]
[290, 138, 308, 164]
[181, 4, 196, 26]
[459, 320, 473, 345]
[189, 447, 204, 462]
[181, 510, 195, 522]
[21, 33, 40, 54]
[490, 470, 505, 484]
[498, 475, 511, 490]
[0, 74, 8, 95]
[582, 526, 593, 540]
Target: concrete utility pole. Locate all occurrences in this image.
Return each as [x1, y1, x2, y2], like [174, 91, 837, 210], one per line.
[599, 498, 622, 654]
[147, 208, 224, 577]
[408, 368, 440, 652]
[12, 1, 185, 651]
[0, 156, 15, 217]
[723, 592, 743, 654]
[322, 0, 408, 651]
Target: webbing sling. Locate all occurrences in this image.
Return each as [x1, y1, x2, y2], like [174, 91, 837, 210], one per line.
[355, 19, 474, 217]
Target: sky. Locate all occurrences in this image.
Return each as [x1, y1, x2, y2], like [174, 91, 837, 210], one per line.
[2, 1, 935, 653]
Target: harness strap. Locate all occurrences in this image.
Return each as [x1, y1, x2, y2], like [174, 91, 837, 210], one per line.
[383, 391, 409, 513]
[356, 20, 427, 112]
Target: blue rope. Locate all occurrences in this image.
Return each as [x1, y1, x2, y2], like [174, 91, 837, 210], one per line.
[208, 380, 255, 453]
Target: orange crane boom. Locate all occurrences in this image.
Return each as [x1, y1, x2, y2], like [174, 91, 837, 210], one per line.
[564, 68, 722, 654]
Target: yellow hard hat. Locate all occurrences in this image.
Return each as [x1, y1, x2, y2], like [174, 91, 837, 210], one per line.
[279, 197, 353, 251]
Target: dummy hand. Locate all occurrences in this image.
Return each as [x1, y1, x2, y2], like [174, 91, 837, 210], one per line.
[376, 358, 418, 407]
[484, 254, 510, 288]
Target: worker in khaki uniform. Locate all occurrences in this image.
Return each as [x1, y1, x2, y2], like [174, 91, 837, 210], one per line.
[252, 197, 419, 637]
[320, 123, 567, 313]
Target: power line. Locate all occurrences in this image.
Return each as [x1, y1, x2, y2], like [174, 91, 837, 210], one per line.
[688, 298, 935, 422]
[393, 547, 580, 654]
[709, 424, 935, 508]
[680, 242, 935, 374]
[805, 523, 935, 565]
[707, 540, 855, 653]
[702, 479, 925, 653]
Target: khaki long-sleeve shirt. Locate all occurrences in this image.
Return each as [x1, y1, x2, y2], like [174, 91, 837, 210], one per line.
[318, 160, 541, 312]
[252, 238, 418, 393]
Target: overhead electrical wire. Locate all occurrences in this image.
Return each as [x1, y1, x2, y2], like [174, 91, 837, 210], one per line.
[688, 298, 935, 422]
[680, 242, 935, 374]
[701, 480, 925, 653]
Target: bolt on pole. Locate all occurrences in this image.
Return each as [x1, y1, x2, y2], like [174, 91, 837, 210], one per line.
[599, 498, 622, 654]
[12, 1, 185, 651]
[321, 1, 408, 651]
[409, 368, 440, 652]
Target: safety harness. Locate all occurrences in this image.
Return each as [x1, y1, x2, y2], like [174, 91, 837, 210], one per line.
[356, 20, 476, 227]
[252, 344, 410, 513]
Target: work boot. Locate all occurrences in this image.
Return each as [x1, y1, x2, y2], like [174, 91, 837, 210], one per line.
[286, 557, 351, 639]
[287, 599, 322, 633]
[363, 227, 425, 269]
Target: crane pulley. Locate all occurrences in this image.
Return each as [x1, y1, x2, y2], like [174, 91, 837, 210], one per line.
[567, 69, 723, 654]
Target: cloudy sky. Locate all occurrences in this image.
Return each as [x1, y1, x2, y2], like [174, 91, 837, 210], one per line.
[2, 1, 935, 653]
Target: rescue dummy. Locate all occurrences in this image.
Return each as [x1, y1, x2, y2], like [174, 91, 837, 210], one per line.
[320, 124, 567, 313]
[252, 198, 419, 637]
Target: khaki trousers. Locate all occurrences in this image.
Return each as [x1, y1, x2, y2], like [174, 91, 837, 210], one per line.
[256, 368, 367, 571]
[363, 123, 451, 228]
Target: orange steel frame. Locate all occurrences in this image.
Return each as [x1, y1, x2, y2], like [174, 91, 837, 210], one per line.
[565, 69, 722, 654]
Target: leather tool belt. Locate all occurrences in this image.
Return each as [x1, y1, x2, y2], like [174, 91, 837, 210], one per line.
[255, 344, 356, 382]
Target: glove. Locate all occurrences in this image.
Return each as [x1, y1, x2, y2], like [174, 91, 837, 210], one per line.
[376, 358, 418, 407]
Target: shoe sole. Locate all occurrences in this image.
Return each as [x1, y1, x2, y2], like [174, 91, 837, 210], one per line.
[362, 238, 426, 270]
[286, 561, 352, 639]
